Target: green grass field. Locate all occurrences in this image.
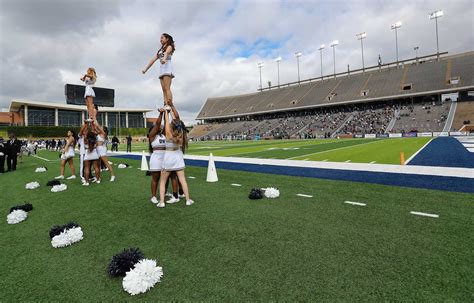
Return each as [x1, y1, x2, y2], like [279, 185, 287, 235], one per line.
[118, 137, 431, 165]
[1, 150, 473, 301]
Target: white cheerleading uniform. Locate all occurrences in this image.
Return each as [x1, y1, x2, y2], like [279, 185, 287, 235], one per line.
[60, 144, 75, 160]
[158, 49, 174, 79]
[84, 141, 99, 161]
[163, 140, 185, 171]
[96, 135, 107, 157]
[149, 134, 166, 172]
[84, 77, 96, 98]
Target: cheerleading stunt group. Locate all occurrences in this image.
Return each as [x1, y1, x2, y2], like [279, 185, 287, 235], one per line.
[54, 33, 193, 208]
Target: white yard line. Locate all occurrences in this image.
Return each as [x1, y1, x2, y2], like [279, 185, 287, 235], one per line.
[188, 176, 196, 179]
[344, 201, 366, 206]
[410, 211, 439, 218]
[32, 155, 51, 162]
[405, 138, 434, 164]
[231, 183, 242, 187]
[297, 194, 313, 198]
[287, 140, 382, 160]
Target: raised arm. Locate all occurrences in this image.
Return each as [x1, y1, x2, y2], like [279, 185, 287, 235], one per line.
[149, 111, 164, 139]
[170, 104, 180, 120]
[163, 109, 173, 140]
[79, 122, 88, 137]
[142, 53, 159, 74]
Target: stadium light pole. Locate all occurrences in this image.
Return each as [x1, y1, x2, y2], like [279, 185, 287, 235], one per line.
[318, 44, 325, 79]
[356, 32, 367, 72]
[295, 52, 302, 84]
[414, 46, 419, 64]
[429, 9, 443, 60]
[330, 40, 339, 79]
[275, 56, 282, 88]
[391, 21, 402, 67]
[257, 62, 264, 91]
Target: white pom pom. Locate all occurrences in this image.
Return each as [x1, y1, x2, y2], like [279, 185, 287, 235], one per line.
[118, 164, 127, 169]
[51, 184, 68, 192]
[35, 167, 47, 173]
[51, 227, 84, 248]
[25, 181, 40, 190]
[108, 161, 113, 165]
[7, 210, 28, 224]
[262, 187, 280, 198]
[123, 259, 163, 295]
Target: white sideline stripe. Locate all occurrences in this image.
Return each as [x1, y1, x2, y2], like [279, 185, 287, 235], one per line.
[110, 152, 474, 179]
[231, 183, 242, 186]
[410, 211, 439, 218]
[287, 139, 382, 160]
[297, 194, 313, 198]
[33, 155, 51, 162]
[405, 138, 434, 164]
[370, 161, 376, 164]
[344, 201, 366, 206]
[188, 176, 196, 179]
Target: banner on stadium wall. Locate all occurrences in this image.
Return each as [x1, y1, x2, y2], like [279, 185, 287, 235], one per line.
[438, 132, 449, 137]
[365, 134, 377, 139]
[402, 132, 417, 137]
[354, 134, 364, 138]
[417, 132, 433, 137]
[376, 134, 389, 138]
[449, 131, 468, 136]
[389, 133, 402, 138]
[338, 134, 354, 139]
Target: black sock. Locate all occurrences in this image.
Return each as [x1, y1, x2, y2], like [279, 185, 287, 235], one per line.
[173, 192, 178, 199]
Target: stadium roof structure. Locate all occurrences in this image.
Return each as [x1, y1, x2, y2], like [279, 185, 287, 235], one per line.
[197, 51, 474, 120]
[9, 100, 153, 113]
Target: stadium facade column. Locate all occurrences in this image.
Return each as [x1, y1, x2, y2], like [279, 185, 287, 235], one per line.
[105, 112, 108, 128]
[125, 112, 129, 128]
[81, 111, 85, 122]
[143, 113, 146, 128]
[54, 108, 59, 126]
[24, 105, 28, 126]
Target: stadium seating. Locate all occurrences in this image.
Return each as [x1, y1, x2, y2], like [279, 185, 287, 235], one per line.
[190, 52, 474, 139]
[452, 101, 474, 131]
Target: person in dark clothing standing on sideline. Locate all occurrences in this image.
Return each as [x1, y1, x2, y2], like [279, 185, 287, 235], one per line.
[6, 133, 21, 171]
[126, 134, 132, 153]
[111, 135, 119, 152]
[0, 137, 5, 174]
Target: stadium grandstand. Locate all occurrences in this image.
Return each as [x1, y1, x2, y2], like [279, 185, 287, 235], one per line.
[190, 51, 474, 140]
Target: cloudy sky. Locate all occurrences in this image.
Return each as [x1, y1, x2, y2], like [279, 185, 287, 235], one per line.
[0, 0, 472, 123]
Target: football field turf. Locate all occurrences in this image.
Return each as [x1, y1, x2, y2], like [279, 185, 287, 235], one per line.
[118, 137, 431, 165]
[1, 150, 473, 301]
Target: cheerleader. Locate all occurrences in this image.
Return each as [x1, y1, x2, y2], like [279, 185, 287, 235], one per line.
[92, 122, 116, 182]
[158, 105, 193, 208]
[54, 130, 77, 180]
[80, 67, 97, 121]
[148, 110, 165, 204]
[78, 122, 88, 180]
[83, 130, 101, 186]
[142, 33, 176, 107]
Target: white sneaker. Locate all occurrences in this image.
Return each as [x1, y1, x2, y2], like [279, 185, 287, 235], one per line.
[186, 199, 194, 206]
[150, 197, 159, 204]
[157, 202, 165, 208]
[165, 192, 173, 197]
[110, 176, 115, 182]
[55, 175, 64, 180]
[82, 182, 90, 186]
[67, 175, 76, 180]
[96, 179, 101, 184]
[178, 194, 185, 199]
[166, 196, 180, 204]
[91, 177, 97, 183]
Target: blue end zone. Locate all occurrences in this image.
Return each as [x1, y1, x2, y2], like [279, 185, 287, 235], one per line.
[409, 137, 474, 168]
[112, 154, 474, 194]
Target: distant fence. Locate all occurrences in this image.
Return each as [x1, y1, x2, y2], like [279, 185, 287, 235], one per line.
[336, 131, 473, 139]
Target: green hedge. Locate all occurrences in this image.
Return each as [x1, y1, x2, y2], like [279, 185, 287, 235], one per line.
[6, 126, 147, 138]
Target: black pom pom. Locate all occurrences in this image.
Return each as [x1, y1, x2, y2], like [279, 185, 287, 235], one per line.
[249, 188, 264, 200]
[49, 221, 80, 239]
[107, 248, 145, 277]
[9, 203, 33, 213]
[145, 171, 152, 176]
[46, 180, 61, 186]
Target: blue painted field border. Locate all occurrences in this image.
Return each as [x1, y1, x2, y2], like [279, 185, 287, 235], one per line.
[112, 154, 474, 194]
